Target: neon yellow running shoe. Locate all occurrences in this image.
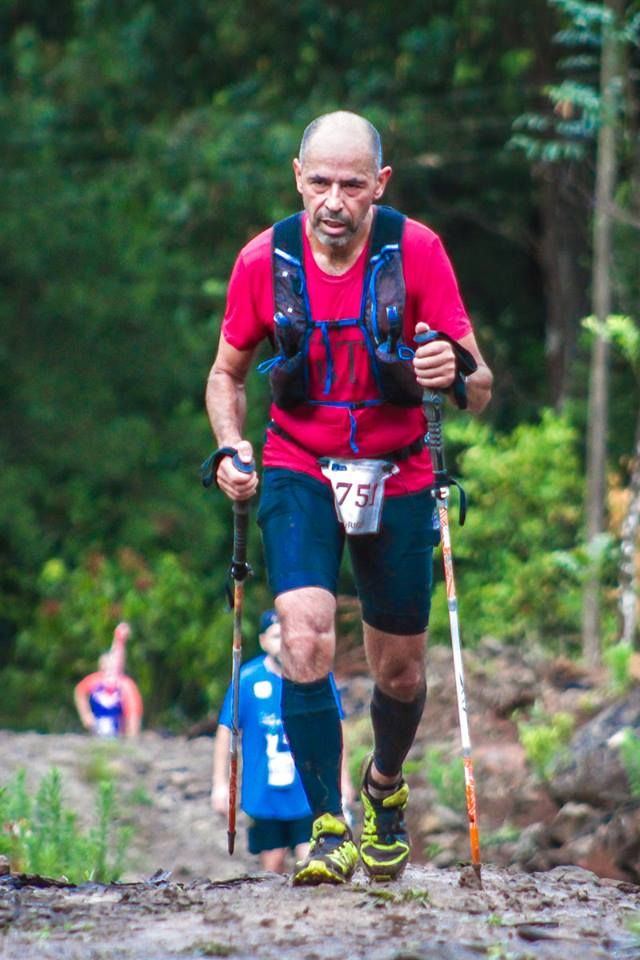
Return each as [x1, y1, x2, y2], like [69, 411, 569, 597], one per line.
[359, 781, 411, 881]
[292, 813, 358, 886]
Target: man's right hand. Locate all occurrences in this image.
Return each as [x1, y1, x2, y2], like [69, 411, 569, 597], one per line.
[216, 440, 259, 501]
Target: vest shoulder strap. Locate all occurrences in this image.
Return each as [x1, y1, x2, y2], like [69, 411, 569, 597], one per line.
[273, 213, 303, 261]
[369, 205, 405, 255]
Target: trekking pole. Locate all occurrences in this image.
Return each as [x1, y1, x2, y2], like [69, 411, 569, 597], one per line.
[227, 463, 255, 854]
[416, 334, 482, 883]
[200, 449, 255, 853]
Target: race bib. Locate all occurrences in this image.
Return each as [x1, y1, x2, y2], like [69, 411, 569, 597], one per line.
[319, 458, 399, 535]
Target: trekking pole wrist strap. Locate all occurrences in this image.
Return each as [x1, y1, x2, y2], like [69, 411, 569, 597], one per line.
[201, 447, 246, 488]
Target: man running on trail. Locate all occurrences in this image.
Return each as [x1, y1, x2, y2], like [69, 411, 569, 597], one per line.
[205, 110, 493, 885]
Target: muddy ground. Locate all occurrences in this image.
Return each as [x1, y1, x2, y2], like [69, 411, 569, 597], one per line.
[1, 643, 640, 959]
[2, 862, 639, 959]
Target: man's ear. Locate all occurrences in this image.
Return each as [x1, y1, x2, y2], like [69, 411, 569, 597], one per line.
[293, 158, 303, 195]
[373, 165, 393, 201]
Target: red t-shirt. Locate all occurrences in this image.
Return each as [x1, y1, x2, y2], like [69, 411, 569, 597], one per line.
[222, 210, 472, 495]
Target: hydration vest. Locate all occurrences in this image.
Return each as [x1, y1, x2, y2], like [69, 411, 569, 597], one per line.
[258, 205, 423, 414]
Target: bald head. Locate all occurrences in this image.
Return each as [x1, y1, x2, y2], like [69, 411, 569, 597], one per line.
[299, 111, 383, 175]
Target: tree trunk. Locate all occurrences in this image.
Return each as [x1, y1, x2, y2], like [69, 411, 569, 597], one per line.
[582, 0, 623, 665]
[537, 164, 591, 408]
[617, 5, 640, 648]
[619, 410, 640, 645]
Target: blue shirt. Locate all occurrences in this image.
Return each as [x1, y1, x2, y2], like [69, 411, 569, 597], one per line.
[219, 656, 342, 820]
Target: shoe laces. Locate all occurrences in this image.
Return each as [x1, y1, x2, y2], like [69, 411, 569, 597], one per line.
[367, 807, 405, 842]
[363, 784, 408, 842]
[309, 813, 351, 852]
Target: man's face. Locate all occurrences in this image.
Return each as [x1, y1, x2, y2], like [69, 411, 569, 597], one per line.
[293, 136, 391, 250]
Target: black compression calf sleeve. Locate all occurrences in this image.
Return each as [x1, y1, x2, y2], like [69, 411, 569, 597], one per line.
[281, 676, 343, 817]
[370, 683, 427, 779]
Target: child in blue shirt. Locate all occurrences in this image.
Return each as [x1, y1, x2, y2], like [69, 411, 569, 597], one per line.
[212, 609, 352, 873]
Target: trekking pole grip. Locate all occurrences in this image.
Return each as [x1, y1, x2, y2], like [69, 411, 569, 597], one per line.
[231, 500, 250, 582]
[413, 331, 448, 480]
[229, 454, 254, 582]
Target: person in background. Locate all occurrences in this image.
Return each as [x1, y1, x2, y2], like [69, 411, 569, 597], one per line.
[211, 609, 353, 873]
[205, 110, 492, 885]
[74, 621, 143, 737]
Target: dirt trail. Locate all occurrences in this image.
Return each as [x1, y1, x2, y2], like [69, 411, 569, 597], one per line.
[2, 648, 640, 959]
[2, 862, 640, 959]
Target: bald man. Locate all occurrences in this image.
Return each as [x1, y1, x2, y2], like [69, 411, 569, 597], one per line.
[205, 111, 492, 886]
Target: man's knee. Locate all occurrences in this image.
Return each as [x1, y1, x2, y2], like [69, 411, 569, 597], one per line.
[276, 588, 336, 680]
[365, 627, 426, 702]
[377, 668, 426, 703]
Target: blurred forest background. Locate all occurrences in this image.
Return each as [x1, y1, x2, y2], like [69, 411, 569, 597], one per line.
[1, 0, 638, 732]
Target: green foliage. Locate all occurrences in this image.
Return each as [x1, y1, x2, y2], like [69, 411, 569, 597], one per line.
[1, 548, 267, 731]
[424, 747, 466, 813]
[424, 840, 444, 860]
[429, 410, 589, 649]
[0, 1, 634, 728]
[187, 944, 236, 958]
[582, 314, 640, 373]
[80, 741, 122, 786]
[366, 887, 430, 905]
[517, 705, 575, 781]
[628, 912, 640, 940]
[0, 767, 131, 882]
[509, 0, 636, 165]
[603, 641, 634, 695]
[399, 887, 431, 905]
[549, 0, 620, 31]
[483, 823, 521, 848]
[126, 785, 153, 807]
[486, 945, 517, 960]
[618, 729, 640, 798]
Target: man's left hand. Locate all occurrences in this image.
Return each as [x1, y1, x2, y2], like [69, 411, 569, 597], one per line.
[412, 323, 456, 390]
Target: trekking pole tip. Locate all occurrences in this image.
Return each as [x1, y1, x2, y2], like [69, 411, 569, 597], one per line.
[459, 862, 483, 890]
[227, 831, 235, 856]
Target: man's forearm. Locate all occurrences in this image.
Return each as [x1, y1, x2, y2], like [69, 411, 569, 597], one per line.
[206, 367, 248, 447]
[465, 362, 493, 414]
[452, 331, 493, 415]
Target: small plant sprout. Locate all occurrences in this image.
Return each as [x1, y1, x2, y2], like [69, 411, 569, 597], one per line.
[516, 705, 575, 782]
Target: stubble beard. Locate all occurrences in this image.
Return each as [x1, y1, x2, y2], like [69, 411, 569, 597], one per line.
[310, 211, 356, 249]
